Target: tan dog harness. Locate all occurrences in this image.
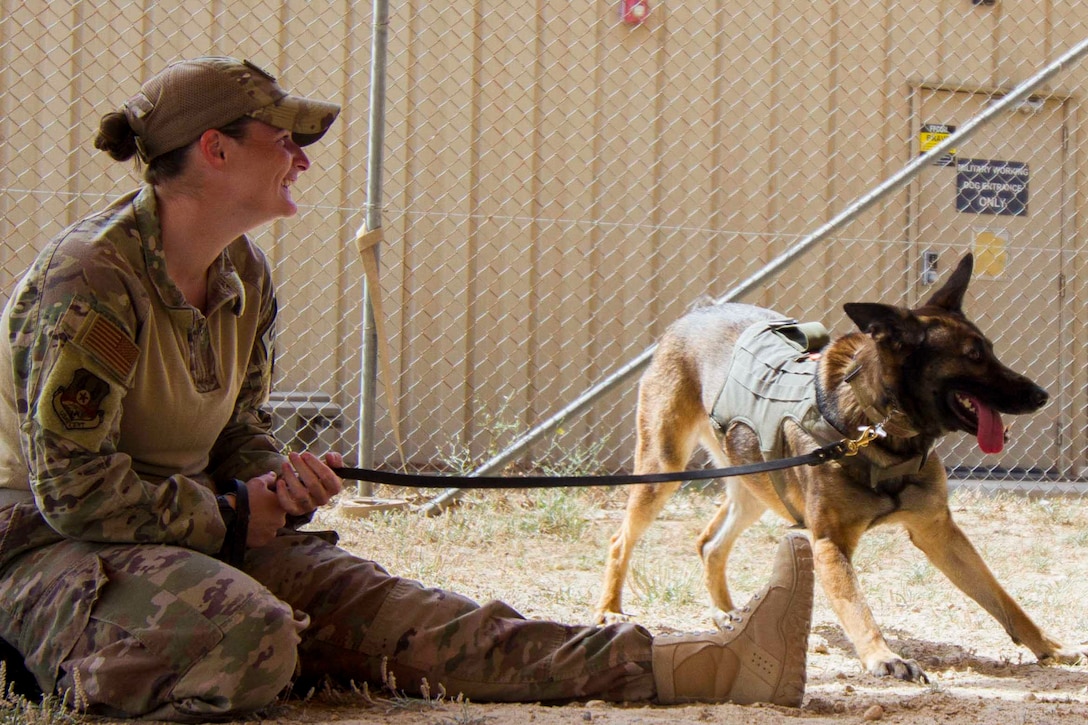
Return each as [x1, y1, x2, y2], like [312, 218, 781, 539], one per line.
[710, 319, 841, 457]
[709, 319, 926, 524]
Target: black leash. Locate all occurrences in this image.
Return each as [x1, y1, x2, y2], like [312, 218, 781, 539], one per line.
[333, 438, 858, 489]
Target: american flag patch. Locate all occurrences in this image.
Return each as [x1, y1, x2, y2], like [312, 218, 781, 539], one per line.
[75, 311, 139, 381]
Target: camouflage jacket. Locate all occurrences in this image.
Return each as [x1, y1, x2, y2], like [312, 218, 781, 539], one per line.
[0, 185, 285, 565]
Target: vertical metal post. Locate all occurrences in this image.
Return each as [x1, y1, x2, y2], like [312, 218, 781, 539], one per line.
[356, 0, 390, 494]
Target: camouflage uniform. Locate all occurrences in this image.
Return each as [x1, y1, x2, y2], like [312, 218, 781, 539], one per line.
[0, 186, 654, 721]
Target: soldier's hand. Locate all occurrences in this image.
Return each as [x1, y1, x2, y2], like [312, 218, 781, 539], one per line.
[244, 472, 287, 547]
[272, 451, 344, 516]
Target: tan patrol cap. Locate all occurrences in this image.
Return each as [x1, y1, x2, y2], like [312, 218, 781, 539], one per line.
[121, 56, 341, 162]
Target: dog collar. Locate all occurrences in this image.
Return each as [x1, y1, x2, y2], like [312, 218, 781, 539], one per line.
[842, 360, 919, 439]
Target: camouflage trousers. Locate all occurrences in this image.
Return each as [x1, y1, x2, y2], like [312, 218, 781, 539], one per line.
[0, 526, 655, 721]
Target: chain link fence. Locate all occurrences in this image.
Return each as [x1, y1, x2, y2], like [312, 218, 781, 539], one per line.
[3, 1, 1088, 498]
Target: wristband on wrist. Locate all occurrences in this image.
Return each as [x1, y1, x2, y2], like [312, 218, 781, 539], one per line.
[216, 495, 236, 529]
[216, 480, 250, 567]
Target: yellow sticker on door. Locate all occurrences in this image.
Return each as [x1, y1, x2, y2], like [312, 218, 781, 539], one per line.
[973, 230, 1008, 277]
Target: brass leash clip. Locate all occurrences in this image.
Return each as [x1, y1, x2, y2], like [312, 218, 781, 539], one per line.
[843, 421, 887, 456]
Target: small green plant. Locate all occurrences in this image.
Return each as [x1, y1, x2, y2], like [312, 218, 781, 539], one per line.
[289, 661, 488, 723]
[850, 528, 905, 574]
[1062, 527, 1088, 548]
[1026, 541, 1055, 574]
[516, 489, 589, 541]
[0, 662, 85, 725]
[537, 434, 608, 479]
[437, 395, 526, 475]
[371, 657, 489, 723]
[435, 699, 492, 725]
[436, 394, 609, 480]
[629, 561, 699, 608]
[906, 560, 936, 587]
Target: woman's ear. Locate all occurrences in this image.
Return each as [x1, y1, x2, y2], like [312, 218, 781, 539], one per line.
[197, 129, 229, 166]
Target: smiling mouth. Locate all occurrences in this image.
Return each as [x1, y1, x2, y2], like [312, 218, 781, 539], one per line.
[949, 391, 1005, 454]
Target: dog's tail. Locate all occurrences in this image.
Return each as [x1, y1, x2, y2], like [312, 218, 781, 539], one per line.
[688, 295, 717, 311]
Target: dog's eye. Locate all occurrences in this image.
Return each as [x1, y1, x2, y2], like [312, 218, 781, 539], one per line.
[965, 344, 982, 362]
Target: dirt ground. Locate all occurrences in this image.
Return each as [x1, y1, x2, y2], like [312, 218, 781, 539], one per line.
[267, 483, 1088, 725]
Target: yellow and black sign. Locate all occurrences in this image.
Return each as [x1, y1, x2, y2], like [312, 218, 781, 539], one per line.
[920, 123, 957, 166]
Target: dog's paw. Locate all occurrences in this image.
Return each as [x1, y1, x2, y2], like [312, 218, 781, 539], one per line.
[711, 609, 739, 632]
[597, 610, 634, 625]
[1040, 644, 1088, 666]
[867, 656, 929, 683]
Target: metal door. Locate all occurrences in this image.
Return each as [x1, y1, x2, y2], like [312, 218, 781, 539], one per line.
[911, 87, 1070, 476]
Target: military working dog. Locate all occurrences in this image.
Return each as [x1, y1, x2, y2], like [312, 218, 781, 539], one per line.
[595, 254, 1086, 681]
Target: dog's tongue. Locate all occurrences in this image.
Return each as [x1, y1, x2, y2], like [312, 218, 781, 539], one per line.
[971, 395, 1004, 454]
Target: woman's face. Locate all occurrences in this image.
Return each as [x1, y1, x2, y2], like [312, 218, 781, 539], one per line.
[223, 120, 311, 224]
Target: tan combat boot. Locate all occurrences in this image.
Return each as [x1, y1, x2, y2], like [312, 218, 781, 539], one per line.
[651, 531, 814, 707]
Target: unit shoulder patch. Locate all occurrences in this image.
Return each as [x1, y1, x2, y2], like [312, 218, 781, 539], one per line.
[37, 344, 124, 452]
[51, 367, 110, 430]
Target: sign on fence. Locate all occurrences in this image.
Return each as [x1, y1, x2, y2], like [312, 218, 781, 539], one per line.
[956, 159, 1029, 216]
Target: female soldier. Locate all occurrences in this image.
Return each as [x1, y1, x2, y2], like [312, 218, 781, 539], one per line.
[0, 57, 813, 720]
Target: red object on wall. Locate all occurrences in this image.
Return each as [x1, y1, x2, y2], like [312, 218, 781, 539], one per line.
[621, 0, 649, 25]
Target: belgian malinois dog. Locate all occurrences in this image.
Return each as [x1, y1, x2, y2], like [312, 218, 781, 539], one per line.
[595, 254, 1086, 681]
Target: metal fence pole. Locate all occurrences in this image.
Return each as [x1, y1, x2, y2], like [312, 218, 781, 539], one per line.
[356, 0, 391, 495]
[418, 34, 1088, 515]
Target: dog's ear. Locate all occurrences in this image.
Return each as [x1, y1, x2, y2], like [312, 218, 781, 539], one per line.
[843, 302, 925, 352]
[922, 253, 973, 313]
